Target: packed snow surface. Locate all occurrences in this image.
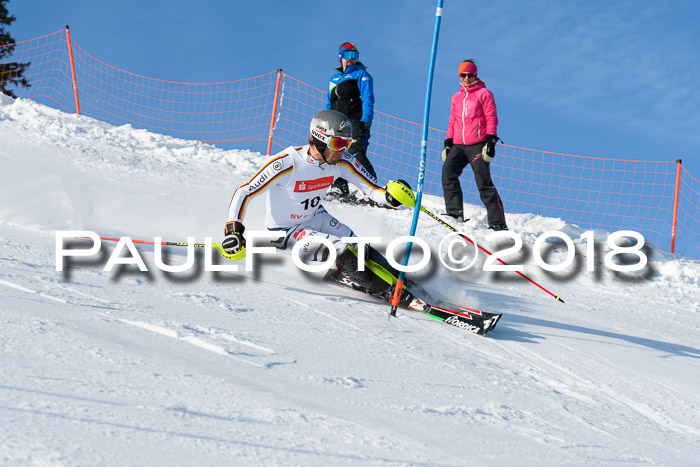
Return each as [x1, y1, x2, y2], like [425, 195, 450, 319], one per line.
[1, 95, 699, 465]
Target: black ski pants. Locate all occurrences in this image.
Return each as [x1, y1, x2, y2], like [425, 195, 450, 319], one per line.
[348, 118, 375, 178]
[333, 120, 377, 195]
[334, 119, 376, 193]
[441, 142, 506, 226]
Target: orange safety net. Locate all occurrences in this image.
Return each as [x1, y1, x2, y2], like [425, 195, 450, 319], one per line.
[2, 30, 699, 258]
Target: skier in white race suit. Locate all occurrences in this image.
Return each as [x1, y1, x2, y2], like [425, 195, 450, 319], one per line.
[222, 109, 414, 297]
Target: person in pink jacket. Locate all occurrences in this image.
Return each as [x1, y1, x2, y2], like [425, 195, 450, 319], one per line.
[441, 60, 507, 230]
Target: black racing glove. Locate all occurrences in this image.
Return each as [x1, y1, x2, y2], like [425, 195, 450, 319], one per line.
[222, 221, 246, 254]
[482, 134, 499, 162]
[442, 138, 453, 162]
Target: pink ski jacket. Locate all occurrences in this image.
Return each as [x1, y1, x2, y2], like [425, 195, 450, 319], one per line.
[446, 80, 498, 145]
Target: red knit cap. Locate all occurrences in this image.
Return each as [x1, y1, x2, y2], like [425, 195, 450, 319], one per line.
[458, 61, 478, 77]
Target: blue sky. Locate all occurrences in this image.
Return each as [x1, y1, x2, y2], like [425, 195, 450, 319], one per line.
[8, 0, 700, 177]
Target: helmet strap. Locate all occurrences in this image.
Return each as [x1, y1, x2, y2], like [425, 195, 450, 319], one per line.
[320, 146, 330, 164]
[310, 139, 330, 164]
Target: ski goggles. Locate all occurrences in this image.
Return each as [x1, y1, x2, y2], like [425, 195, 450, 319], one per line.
[340, 50, 359, 61]
[327, 136, 352, 152]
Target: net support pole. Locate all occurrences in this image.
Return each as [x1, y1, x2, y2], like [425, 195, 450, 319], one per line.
[671, 159, 682, 253]
[64, 25, 81, 115]
[266, 69, 283, 155]
[390, 0, 444, 316]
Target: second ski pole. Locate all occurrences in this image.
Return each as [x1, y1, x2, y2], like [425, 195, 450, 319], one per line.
[420, 207, 565, 303]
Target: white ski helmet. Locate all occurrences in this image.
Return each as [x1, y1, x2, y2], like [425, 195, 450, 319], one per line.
[309, 109, 353, 152]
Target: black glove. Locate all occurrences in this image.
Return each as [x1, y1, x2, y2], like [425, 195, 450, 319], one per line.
[385, 179, 413, 207]
[482, 134, 499, 162]
[442, 138, 453, 162]
[361, 121, 371, 132]
[222, 221, 246, 254]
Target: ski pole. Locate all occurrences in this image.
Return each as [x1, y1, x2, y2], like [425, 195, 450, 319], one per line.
[390, 0, 444, 316]
[92, 236, 246, 261]
[420, 208, 566, 303]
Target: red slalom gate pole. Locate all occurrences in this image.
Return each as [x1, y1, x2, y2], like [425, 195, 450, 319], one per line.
[420, 207, 565, 303]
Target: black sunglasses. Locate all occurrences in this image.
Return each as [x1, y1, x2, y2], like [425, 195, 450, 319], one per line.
[460, 73, 475, 79]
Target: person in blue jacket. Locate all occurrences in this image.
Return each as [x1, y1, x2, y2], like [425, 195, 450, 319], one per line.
[325, 42, 376, 199]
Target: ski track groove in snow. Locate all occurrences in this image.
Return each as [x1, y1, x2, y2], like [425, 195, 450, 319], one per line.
[0, 278, 68, 304]
[111, 318, 285, 369]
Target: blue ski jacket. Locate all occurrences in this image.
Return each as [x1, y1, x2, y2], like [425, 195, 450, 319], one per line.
[324, 63, 374, 125]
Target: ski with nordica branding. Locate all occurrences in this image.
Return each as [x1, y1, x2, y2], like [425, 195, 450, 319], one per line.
[323, 269, 502, 336]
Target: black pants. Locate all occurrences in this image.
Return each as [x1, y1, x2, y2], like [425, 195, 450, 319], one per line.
[336, 244, 393, 294]
[334, 119, 376, 192]
[349, 119, 375, 177]
[442, 143, 506, 226]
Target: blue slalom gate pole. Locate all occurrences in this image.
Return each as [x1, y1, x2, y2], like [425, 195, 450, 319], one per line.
[390, 0, 444, 316]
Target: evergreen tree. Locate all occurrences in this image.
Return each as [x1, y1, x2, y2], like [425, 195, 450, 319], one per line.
[1, 0, 30, 98]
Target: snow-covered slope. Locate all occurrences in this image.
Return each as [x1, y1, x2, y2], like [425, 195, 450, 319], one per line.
[1, 95, 699, 465]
